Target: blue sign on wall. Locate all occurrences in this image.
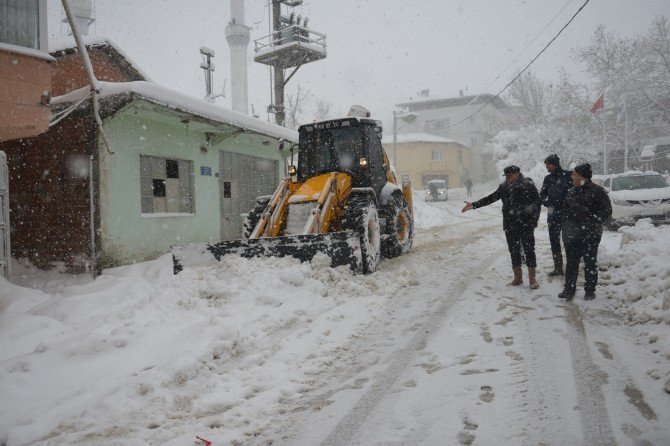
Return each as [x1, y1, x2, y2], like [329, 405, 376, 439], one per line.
[200, 166, 212, 176]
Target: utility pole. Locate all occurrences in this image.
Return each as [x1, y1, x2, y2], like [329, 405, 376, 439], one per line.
[623, 96, 629, 172]
[272, 1, 285, 126]
[253, 0, 325, 127]
[603, 117, 608, 175]
[393, 111, 398, 170]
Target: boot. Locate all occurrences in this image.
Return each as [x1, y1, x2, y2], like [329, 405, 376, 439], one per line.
[507, 267, 523, 286]
[558, 289, 575, 300]
[548, 251, 564, 277]
[528, 267, 539, 289]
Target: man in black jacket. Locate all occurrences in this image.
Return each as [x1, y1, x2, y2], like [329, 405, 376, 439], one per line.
[559, 163, 612, 301]
[462, 165, 541, 289]
[539, 154, 572, 276]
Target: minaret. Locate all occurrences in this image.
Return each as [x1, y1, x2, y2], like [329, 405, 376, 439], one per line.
[63, 0, 95, 35]
[225, 0, 250, 114]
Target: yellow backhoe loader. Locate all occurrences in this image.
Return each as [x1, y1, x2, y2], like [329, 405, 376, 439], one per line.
[172, 111, 413, 274]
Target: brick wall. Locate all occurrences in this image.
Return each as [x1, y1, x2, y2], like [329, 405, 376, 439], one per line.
[0, 49, 51, 141]
[51, 47, 143, 96]
[0, 117, 96, 270]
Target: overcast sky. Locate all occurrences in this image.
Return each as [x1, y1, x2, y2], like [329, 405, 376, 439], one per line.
[48, 0, 669, 129]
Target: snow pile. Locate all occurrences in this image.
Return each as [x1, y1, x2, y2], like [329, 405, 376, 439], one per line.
[600, 219, 670, 325]
[0, 253, 419, 445]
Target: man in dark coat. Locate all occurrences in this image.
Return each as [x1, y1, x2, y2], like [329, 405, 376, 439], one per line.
[559, 163, 612, 300]
[462, 165, 541, 289]
[539, 154, 572, 276]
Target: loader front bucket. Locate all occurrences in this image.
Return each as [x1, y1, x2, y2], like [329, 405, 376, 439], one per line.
[172, 231, 363, 274]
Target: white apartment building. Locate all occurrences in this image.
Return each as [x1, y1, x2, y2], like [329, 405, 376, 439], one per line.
[396, 92, 511, 182]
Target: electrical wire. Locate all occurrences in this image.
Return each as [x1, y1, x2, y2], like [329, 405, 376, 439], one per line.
[397, 0, 591, 137]
[459, 0, 575, 112]
[394, 0, 578, 140]
[49, 91, 93, 127]
[440, 0, 592, 130]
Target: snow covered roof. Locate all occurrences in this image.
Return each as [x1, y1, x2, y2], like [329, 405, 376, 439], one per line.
[0, 42, 55, 61]
[381, 132, 457, 145]
[51, 81, 298, 142]
[645, 135, 670, 146]
[49, 35, 152, 82]
[396, 94, 508, 112]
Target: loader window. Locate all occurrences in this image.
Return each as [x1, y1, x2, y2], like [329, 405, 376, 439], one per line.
[298, 126, 365, 183]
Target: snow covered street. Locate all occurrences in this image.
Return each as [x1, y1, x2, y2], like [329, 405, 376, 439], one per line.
[1, 187, 669, 445]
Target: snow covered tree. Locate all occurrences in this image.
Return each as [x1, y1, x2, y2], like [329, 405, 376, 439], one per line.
[575, 16, 670, 168]
[313, 98, 334, 121]
[493, 16, 670, 176]
[507, 71, 548, 125]
[285, 85, 312, 129]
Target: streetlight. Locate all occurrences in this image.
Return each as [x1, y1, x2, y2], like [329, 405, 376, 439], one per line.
[392, 111, 417, 173]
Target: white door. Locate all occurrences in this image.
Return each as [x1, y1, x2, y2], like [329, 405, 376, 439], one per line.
[0, 151, 10, 279]
[220, 152, 278, 240]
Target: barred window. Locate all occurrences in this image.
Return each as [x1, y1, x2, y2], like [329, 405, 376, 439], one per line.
[140, 155, 194, 214]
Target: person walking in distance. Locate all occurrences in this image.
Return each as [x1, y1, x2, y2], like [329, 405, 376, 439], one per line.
[559, 163, 612, 301]
[464, 178, 473, 198]
[539, 154, 572, 277]
[462, 165, 541, 289]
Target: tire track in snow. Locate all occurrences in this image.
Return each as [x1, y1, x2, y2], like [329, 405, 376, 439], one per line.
[564, 304, 617, 445]
[320, 245, 507, 446]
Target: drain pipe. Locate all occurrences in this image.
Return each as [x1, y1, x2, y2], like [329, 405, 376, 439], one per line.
[61, 0, 114, 155]
[89, 154, 97, 275]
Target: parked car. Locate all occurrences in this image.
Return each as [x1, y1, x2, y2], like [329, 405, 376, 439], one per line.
[425, 179, 448, 201]
[602, 171, 670, 225]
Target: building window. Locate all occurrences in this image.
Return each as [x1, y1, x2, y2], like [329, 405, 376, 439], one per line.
[458, 149, 463, 164]
[431, 150, 444, 161]
[469, 116, 475, 126]
[470, 136, 478, 147]
[426, 118, 449, 130]
[0, 0, 42, 49]
[140, 155, 194, 214]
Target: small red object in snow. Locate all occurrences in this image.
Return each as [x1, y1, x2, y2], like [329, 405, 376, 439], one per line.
[195, 436, 212, 446]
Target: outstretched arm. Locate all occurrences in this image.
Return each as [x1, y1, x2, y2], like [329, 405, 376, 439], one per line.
[463, 187, 501, 212]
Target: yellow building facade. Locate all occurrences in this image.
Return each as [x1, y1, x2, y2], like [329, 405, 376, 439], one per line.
[382, 134, 473, 189]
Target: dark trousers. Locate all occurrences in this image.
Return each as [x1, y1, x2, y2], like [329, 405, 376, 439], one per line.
[564, 238, 600, 293]
[547, 211, 562, 253]
[505, 228, 536, 268]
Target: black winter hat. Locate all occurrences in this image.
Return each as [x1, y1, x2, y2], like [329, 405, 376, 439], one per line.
[544, 154, 560, 165]
[503, 165, 521, 176]
[574, 163, 593, 179]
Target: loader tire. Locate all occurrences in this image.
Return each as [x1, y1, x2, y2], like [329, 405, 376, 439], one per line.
[243, 196, 271, 239]
[344, 195, 381, 274]
[382, 193, 414, 258]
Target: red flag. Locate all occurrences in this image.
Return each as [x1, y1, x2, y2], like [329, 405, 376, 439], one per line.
[590, 94, 604, 113]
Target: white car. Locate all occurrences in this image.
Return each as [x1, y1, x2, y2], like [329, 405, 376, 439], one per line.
[603, 172, 670, 225]
[425, 179, 448, 201]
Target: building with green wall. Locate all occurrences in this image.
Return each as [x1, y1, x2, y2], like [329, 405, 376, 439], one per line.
[24, 81, 297, 271]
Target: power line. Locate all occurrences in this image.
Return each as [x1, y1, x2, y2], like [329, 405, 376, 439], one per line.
[395, 0, 580, 141]
[440, 0, 592, 130]
[461, 0, 576, 113]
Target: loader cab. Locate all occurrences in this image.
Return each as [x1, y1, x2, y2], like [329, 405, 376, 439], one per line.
[298, 118, 388, 197]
